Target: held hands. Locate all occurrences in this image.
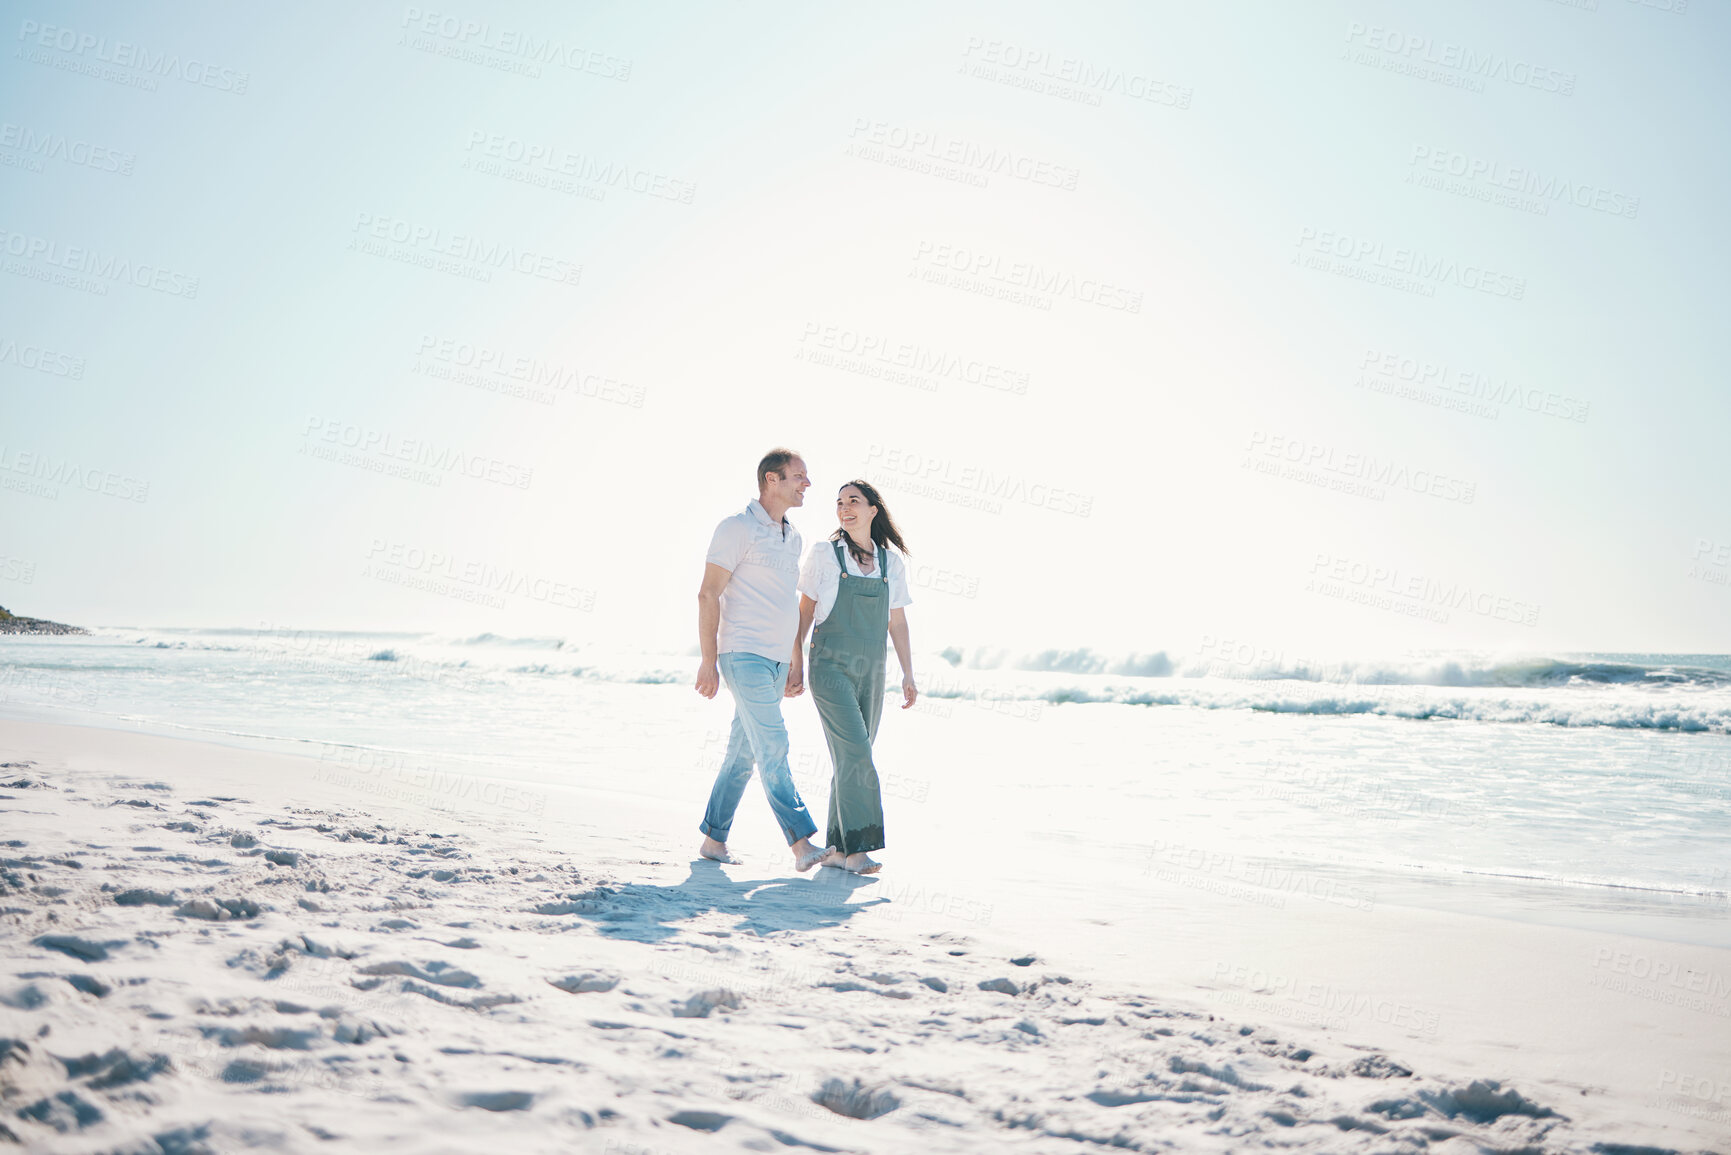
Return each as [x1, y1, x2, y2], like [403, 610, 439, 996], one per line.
[695, 660, 720, 700]
[785, 657, 805, 698]
[901, 674, 917, 709]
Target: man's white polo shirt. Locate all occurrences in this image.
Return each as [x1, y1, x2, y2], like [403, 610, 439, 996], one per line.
[706, 499, 803, 662]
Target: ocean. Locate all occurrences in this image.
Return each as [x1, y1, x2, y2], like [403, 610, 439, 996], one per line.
[3, 628, 1728, 949]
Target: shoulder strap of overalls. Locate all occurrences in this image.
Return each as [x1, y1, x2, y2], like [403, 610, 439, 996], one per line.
[831, 539, 890, 579]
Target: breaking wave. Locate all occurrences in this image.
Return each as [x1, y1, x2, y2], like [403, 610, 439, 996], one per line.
[63, 629, 1731, 734]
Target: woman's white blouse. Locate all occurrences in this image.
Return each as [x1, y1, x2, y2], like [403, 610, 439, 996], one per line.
[798, 541, 913, 628]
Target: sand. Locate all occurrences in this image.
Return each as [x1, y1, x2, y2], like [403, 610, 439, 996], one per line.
[0, 718, 1725, 1153]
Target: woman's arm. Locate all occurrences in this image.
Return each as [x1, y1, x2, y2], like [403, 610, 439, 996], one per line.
[787, 595, 817, 697]
[889, 607, 916, 709]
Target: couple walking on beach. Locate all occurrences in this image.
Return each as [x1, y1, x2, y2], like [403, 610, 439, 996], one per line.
[695, 449, 916, 875]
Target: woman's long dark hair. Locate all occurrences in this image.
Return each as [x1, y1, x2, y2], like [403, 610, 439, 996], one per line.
[831, 479, 909, 568]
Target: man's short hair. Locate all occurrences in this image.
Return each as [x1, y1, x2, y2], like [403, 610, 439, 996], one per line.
[757, 448, 802, 491]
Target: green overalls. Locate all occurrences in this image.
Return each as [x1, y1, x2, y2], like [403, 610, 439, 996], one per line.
[810, 540, 889, 855]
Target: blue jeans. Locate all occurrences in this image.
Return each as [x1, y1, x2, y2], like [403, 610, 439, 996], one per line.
[699, 652, 819, 846]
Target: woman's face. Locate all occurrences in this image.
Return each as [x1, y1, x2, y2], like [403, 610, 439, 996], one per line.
[836, 486, 877, 536]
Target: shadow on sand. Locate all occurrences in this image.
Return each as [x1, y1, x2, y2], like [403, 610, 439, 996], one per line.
[547, 859, 891, 942]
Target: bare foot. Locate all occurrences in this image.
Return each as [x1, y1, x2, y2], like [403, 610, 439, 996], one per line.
[845, 853, 881, 875]
[792, 839, 832, 872]
[699, 836, 742, 865]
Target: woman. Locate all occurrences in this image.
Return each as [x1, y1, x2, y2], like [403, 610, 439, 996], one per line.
[787, 480, 916, 875]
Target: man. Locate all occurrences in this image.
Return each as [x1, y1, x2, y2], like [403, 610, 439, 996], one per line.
[695, 449, 831, 871]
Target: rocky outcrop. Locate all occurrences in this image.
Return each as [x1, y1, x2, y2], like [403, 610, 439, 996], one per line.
[0, 606, 85, 635]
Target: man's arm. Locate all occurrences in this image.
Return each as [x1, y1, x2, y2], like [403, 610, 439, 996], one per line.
[788, 595, 817, 697]
[695, 563, 731, 699]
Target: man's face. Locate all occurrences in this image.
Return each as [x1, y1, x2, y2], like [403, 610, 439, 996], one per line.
[766, 458, 811, 508]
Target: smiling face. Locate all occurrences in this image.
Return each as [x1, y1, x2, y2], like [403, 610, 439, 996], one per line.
[836, 484, 877, 538]
[763, 457, 810, 508]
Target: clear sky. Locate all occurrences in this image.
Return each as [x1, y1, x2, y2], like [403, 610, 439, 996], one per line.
[3, 0, 1727, 659]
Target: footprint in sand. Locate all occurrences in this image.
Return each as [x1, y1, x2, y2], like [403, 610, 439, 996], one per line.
[812, 1076, 901, 1120]
[64, 974, 112, 998]
[668, 1108, 732, 1131]
[175, 897, 262, 921]
[34, 934, 125, 962]
[672, 988, 741, 1018]
[548, 971, 619, 994]
[355, 959, 482, 988]
[7, 1038, 173, 1138]
[456, 1089, 536, 1112]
